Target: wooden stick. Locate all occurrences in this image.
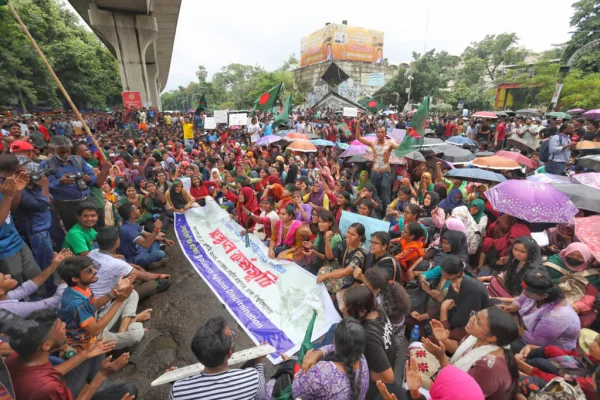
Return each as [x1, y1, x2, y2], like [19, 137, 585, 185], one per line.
[7, 3, 106, 160]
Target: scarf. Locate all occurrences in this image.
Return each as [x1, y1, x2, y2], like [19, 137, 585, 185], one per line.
[308, 181, 325, 207]
[559, 242, 592, 272]
[276, 219, 302, 246]
[356, 170, 369, 191]
[422, 191, 440, 217]
[450, 335, 501, 373]
[469, 199, 486, 224]
[169, 180, 187, 209]
[430, 365, 484, 400]
[494, 224, 531, 257]
[439, 188, 464, 211]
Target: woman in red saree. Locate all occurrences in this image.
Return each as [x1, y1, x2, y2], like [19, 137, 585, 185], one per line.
[222, 186, 259, 229]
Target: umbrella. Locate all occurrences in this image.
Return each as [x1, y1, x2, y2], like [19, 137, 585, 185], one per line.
[403, 150, 426, 162]
[421, 137, 445, 146]
[339, 145, 368, 158]
[545, 111, 572, 120]
[434, 145, 475, 164]
[336, 142, 350, 150]
[549, 182, 600, 213]
[567, 108, 586, 115]
[475, 151, 495, 157]
[447, 136, 476, 146]
[575, 216, 600, 262]
[472, 111, 498, 119]
[255, 135, 281, 146]
[286, 141, 317, 153]
[516, 109, 541, 118]
[485, 180, 579, 223]
[310, 139, 336, 147]
[507, 137, 537, 153]
[363, 150, 407, 165]
[307, 132, 320, 139]
[571, 172, 600, 189]
[427, 157, 454, 171]
[444, 167, 506, 183]
[284, 132, 310, 142]
[345, 154, 369, 164]
[496, 111, 509, 117]
[527, 173, 573, 185]
[576, 141, 600, 150]
[578, 155, 600, 171]
[388, 129, 406, 142]
[424, 128, 436, 136]
[472, 156, 521, 170]
[494, 150, 536, 169]
[582, 109, 600, 120]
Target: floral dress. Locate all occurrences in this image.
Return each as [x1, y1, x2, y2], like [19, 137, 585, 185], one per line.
[318, 242, 367, 294]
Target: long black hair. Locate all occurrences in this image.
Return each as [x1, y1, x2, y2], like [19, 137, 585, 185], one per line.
[344, 285, 376, 321]
[487, 307, 520, 399]
[333, 317, 365, 400]
[523, 268, 564, 303]
[364, 267, 410, 323]
[284, 163, 299, 185]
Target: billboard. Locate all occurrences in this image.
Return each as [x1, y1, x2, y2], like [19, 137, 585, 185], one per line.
[122, 91, 142, 109]
[300, 24, 384, 67]
[361, 72, 385, 86]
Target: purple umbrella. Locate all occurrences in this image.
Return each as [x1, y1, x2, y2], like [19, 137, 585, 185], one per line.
[255, 135, 281, 146]
[582, 109, 600, 120]
[572, 172, 600, 190]
[339, 145, 368, 158]
[485, 180, 579, 223]
[567, 108, 586, 115]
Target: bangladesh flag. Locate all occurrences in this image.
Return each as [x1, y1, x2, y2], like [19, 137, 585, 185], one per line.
[273, 310, 317, 400]
[273, 94, 292, 128]
[129, 123, 138, 146]
[359, 97, 385, 114]
[395, 95, 429, 157]
[253, 83, 282, 112]
[337, 122, 350, 138]
[195, 94, 208, 114]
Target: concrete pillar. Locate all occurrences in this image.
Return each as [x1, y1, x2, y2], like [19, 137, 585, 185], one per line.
[88, 5, 158, 108]
[146, 63, 161, 111]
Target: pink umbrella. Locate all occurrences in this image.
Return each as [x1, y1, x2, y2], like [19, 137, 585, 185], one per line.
[575, 216, 600, 262]
[572, 172, 600, 190]
[350, 139, 369, 146]
[582, 109, 600, 120]
[567, 108, 586, 115]
[340, 145, 368, 157]
[495, 150, 536, 169]
[472, 111, 498, 119]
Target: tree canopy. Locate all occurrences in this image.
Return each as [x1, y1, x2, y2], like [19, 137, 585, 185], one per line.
[0, 0, 122, 109]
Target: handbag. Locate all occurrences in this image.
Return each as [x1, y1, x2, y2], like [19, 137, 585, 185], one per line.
[488, 275, 512, 298]
[273, 243, 291, 257]
[529, 377, 586, 400]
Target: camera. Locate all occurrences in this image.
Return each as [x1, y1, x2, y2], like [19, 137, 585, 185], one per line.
[0, 309, 39, 337]
[68, 172, 88, 191]
[30, 165, 55, 182]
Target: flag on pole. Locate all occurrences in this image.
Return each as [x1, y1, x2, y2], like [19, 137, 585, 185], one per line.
[395, 95, 429, 157]
[253, 83, 282, 112]
[273, 94, 292, 128]
[337, 122, 350, 139]
[129, 123, 138, 146]
[195, 94, 208, 114]
[358, 97, 385, 114]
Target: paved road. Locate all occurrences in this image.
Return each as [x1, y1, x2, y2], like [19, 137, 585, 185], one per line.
[110, 230, 276, 400]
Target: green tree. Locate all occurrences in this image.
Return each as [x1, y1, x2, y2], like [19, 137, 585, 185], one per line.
[563, 0, 600, 73]
[446, 81, 494, 111]
[462, 33, 527, 81]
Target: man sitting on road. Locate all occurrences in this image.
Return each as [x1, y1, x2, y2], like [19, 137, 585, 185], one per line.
[169, 316, 266, 400]
[89, 226, 171, 301]
[117, 203, 171, 269]
[63, 202, 99, 256]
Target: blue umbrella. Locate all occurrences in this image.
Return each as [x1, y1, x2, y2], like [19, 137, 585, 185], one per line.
[447, 136, 476, 146]
[310, 139, 336, 147]
[444, 167, 506, 183]
[336, 142, 350, 150]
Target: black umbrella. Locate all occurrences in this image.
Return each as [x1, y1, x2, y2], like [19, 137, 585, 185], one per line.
[433, 145, 475, 164]
[516, 108, 541, 118]
[578, 155, 600, 172]
[404, 150, 426, 162]
[345, 154, 369, 164]
[549, 182, 600, 213]
[507, 137, 537, 153]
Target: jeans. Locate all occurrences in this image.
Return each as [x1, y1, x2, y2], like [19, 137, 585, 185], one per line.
[0, 245, 41, 287]
[546, 161, 567, 175]
[370, 170, 391, 209]
[129, 241, 165, 269]
[28, 231, 56, 293]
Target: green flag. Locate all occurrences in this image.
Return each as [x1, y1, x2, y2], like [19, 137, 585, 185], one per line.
[129, 123, 138, 146]
[337, 122, 350, 139]
[297, 310, 317, 366]
[395, 95, 429, 157]
[195, 94, 208, 114]
[273, 94, 292, 128]
[253, 83, 282, 112]
[358, 97, 385, 114]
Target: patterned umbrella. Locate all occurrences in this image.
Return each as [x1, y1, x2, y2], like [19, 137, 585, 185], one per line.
[571, 172, 600, 189]
[472, 156, 521, 170]
[495, 150, 536, 169]
[578, 155, 600, 172]
[582, 109, 600, 120]
[527, 173, 573, 185]
[339, 145, 368, 158]
[255, 135, 281, 146]
[485, 180, 579, 223]
[575, 216, 600, 261]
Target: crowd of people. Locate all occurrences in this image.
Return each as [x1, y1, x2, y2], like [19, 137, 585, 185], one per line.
[0, 104, 599, 400]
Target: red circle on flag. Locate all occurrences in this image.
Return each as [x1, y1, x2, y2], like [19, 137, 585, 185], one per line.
[368, 101, 378, 107]
[259, 93, 270, 105]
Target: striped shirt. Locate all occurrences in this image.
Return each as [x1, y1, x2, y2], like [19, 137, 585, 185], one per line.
[169, 364, 266, 400]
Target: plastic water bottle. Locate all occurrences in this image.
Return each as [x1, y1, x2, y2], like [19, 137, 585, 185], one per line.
[410, 325, 421, 343]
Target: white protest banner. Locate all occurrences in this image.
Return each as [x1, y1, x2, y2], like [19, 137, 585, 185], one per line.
[339, 211, 390, 248]
[551, 83, 563, 105]
[175, 198, 340, 363]
[214, 110, 228, 123]
[229, 113, 248, 126]
[204, 117, 216, 130]
[343, 107, 358, 117]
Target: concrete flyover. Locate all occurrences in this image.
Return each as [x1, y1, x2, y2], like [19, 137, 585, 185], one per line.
[68, 0, 182, 110]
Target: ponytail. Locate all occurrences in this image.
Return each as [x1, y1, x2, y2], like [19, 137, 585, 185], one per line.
[341, 355, 360, 400]
[333, 317, 365, 400]
[487, 307, 520, 399]
[364, 267, 410, 323]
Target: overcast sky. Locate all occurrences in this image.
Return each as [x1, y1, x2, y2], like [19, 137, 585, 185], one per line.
[66, 0, 575, 92]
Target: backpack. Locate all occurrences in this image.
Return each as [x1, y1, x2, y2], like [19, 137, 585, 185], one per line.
[543, 261, 599, 305]
[529, 377, 586, 400]
[539, 135, 563, 162]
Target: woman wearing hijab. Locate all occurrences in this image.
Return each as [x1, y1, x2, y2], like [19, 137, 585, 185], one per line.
[356, 170, 370, 192]
[165, 179, 199, 213]
[222, 186, 259, 229]
[304, 181, 329, 212]
[438, 188, 464, 211]
[421, 191, 440, 218]
[264, 176, 284, 202]
[480, 224, 531, 273]
[468, 199, 488, 234]
[113, 176, 127, 201]
[544, 242, 598, 328]
[415, 172, 434, 203]
[451, 206, 482, 255]
[546, 223, 577, 254]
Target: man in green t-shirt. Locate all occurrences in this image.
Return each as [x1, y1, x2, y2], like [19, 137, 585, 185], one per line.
[63, 202, 98, 256]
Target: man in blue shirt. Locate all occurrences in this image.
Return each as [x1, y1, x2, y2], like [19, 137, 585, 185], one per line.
[39, 136, 97, 231]
[117, 203, 170, 269]
[0, 155, 42, 287]
[547, 123, 577, 175]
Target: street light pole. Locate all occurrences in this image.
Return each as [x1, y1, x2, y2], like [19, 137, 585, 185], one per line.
[407, 76, 413, 109]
